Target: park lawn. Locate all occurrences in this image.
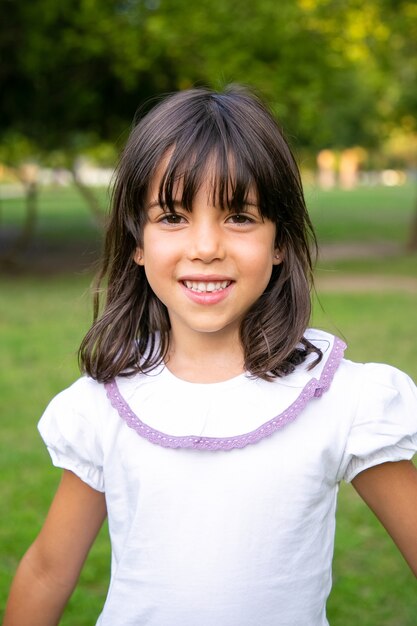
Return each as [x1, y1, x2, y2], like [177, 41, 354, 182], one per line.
[305, 182, 417, 244]
[0, 273, 416, 625]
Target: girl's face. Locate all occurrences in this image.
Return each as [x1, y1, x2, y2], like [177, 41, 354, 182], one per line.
[134, 162, 282, 347]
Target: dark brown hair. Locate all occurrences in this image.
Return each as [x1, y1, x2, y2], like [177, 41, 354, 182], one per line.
[79, 85, 321, 382]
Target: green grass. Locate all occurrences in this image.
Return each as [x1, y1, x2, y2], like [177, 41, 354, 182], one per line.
[312, 291, 417, 379]
[1, 183, 417, 624]
[306, 183, 417, 243]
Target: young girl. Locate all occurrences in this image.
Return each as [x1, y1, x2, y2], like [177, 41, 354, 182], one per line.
[4, 86, 417, 626]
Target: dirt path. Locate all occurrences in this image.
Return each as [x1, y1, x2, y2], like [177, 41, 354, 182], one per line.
[315, 274, 417, 294]
[318, 241, 403, 261]
[316, 241, 417, 293]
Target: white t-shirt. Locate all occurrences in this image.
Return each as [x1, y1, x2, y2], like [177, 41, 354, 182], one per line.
[38, 329, 417, 626]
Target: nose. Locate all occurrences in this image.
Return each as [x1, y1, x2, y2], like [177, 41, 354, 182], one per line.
[187, 218, 225, 263]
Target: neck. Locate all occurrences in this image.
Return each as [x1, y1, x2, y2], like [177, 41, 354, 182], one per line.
[166, 330, 245, 383]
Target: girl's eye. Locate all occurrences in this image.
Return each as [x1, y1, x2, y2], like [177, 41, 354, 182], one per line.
[159, 213, 186, 225]
[227, 213, 256, 225]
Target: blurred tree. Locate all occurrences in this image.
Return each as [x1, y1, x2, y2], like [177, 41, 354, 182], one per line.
[130, 0, 388, 150]
[0, 0, 403, 150]
[0, 0, 166, 146]
[378, 0, 417, 250]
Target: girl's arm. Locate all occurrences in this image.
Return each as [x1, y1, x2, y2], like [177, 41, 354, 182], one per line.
[352, 459, 417, 577]
[3, 469, 107, 626]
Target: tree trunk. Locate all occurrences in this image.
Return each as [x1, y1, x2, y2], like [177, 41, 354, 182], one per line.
[71, 169, 106, 228]
[13, 181, 38, 253]
[1, 167, 39, 265]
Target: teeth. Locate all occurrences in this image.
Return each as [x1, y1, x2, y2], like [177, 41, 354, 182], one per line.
[184, 280, 230, 292]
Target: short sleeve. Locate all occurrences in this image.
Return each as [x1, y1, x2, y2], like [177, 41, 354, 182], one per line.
[340, 363, 417, 483]
[38, 379, 105, 492]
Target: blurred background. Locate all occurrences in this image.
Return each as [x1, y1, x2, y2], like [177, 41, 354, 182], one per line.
[1, 0, 416, 624]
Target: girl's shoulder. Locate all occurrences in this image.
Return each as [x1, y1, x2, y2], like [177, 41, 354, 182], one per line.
[38, 376, 112, 452]
[43, 375, 109, 412]
[37, 376, 109, 492]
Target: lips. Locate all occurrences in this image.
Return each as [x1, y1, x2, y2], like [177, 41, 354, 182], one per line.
[179, 276, 234, 304]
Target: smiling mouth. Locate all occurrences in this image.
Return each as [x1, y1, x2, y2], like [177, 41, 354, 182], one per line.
[182, 280, 232, 293]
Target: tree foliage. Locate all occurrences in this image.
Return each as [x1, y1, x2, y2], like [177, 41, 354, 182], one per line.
[0, 0, 415, 152]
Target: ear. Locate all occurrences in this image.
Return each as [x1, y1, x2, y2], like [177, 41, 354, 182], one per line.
[133, 247, 144, 266]
[273, 249, 283, 265]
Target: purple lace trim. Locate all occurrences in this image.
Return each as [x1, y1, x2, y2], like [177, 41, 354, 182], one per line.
[104, 336, 346, 451]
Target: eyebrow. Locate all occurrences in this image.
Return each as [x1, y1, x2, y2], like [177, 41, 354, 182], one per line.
[146, 199, 259, 211]
[145, 200, 182, 211]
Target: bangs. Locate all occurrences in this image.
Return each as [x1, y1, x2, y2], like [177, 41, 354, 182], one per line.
[155, 111, 276, 220]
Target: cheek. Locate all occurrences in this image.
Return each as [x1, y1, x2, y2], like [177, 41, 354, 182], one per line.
[140, 233, 180, 292]
[142, 231, 176, 263]
[239, 237, 275, 273]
